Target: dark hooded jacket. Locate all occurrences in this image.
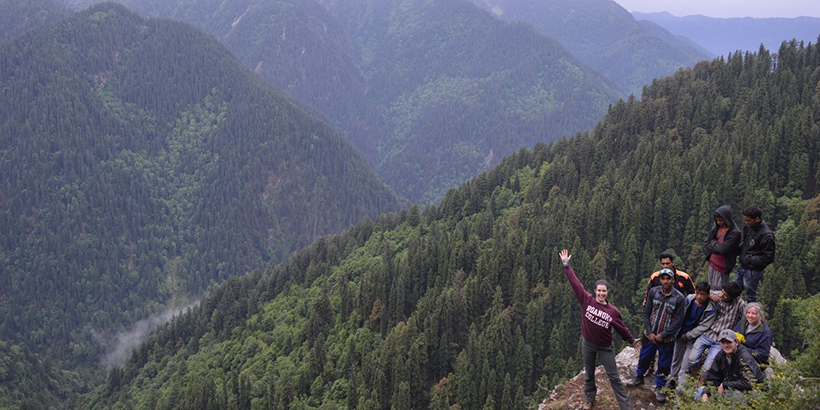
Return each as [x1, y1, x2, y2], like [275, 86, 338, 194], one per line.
[703, 205, 742, 274]
[703, 344, 765, 395]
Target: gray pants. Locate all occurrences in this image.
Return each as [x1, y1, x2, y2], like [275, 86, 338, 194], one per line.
[707, 265, 729, 297]
[670, 337, 694, 387]
[582, 338, 632, 410]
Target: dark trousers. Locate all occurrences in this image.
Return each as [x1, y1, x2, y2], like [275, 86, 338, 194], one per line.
[582, 338, 632, 410]
[636, 339, 674, 389]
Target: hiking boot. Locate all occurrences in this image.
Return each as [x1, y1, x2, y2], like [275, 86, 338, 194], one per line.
[626, 375, 644, 387]
[655, 389, 667, 403]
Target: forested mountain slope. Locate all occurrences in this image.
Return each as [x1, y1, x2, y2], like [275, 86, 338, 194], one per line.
[470, 0, 712, 95]
[319, 0, 619, 203]
[0, 3, 402, 406]
[83, 39, 820, 409]
[70, 0, 620, 203]
[0, 0, 70, 44]
[83, 0, 378, 162]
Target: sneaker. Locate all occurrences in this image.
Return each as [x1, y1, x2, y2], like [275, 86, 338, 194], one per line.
[655, 389, 667, 403]
[626, 375, 644, 387]
[583, 400, 594, 409]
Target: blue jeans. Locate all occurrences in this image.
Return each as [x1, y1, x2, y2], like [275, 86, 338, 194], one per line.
[637, 339, 674, 389]
[734, 267, 764, 302]
[695, 385, 744, 402]
[689, 335, 720, 374]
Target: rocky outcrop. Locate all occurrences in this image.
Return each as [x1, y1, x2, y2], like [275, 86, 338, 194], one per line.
[540, 346, 785, 409]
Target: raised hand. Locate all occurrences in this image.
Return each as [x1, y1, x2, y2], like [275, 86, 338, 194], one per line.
[559, 249, 572, 266]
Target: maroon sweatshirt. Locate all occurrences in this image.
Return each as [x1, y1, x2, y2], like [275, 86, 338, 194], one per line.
[565, 265, 635, 347]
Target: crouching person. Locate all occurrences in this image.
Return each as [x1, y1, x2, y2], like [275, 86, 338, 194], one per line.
[696, 329, 765, 403]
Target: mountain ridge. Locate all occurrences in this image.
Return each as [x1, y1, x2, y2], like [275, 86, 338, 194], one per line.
[0, 3, 403, 406]
[633, 11, 820, 57]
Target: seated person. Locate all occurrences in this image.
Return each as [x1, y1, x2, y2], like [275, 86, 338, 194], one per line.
[696, 329, 765, 403]
[733, 302, 772, 365]
[688, 282, 746, 378]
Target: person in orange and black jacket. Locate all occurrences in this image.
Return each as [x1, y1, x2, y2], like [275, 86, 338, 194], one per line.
[642, 252, 695, 305]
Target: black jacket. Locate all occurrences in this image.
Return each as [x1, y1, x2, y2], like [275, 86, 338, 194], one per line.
[739, 220, 775, 271]
[703, 344, 765, 395]
[703, 205, 742, 273]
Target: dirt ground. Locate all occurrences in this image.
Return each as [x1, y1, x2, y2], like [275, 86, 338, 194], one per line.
[541, 349, 672, 410]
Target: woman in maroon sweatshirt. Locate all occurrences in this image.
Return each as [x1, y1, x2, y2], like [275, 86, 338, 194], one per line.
[560, 249, 639, 410]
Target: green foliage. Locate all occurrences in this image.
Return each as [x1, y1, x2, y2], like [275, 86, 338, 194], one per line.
[81, 39, 820, 408]
[0, 3, 403, 407]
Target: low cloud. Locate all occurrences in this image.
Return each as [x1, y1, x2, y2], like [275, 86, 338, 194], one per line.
[101, 300, 200, 368]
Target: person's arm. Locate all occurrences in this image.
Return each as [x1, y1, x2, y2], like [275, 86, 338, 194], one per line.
[707, 229, 742, 254]
[703, 226, 718, 252]
[704, 356, 724, 387]
[641, 275, 654, 306]
[724, 351, 764, 390]
[662, 295, 686, 340]
[611, 310, 636, 346]
[686, 303, 717, 340]
[750, 327, 773, 363]
[642, 288, 654, 336]
[746, 234, 775, 268]
[682, 273, 695, 295]
[560, 249, 588, 305]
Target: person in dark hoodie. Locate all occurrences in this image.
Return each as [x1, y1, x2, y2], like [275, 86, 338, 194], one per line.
[734, 205, 775, 302]
[703, 205, 742, 302]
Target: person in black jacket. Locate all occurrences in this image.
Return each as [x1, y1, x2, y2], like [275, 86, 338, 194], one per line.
[704, 205, 742, 302]
[734, 205, 775, 302]
[696, 329, 765, 403]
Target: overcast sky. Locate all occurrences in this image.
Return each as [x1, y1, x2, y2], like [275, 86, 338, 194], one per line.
[613, 0, 820, 18]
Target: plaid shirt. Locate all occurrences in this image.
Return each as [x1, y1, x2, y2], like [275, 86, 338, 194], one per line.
[643, 286, 685, 342]
[704, 297, 747, 341]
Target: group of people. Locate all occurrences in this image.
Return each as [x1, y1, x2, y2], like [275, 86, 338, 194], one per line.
[561, 205, 776, 409]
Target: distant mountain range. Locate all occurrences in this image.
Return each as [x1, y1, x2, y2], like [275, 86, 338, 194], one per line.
[470, 0, 713, 95]
[0, 0, 69, 44]
[633, 11, 820, 57]
[77, 0, 620, 203]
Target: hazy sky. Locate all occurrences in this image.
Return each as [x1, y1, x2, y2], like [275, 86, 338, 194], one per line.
[613, 0, 820, 18]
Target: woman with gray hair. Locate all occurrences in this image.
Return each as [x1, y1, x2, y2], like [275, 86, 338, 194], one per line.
[732, 302, 772, 365]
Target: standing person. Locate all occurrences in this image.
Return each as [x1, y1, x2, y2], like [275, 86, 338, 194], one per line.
[560, 249, 638, 410]
[670, 281, 716, 389]
[634, 252, 694, 385]
[696, 329, 765, 403]
[688, 282, 746, 379]
[735, 205, 775, 302]
[629, 269, 685, 403]
[642, 252, 695, 304]
[733, 302, 772, 366]
[703, 205, 742, 302]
